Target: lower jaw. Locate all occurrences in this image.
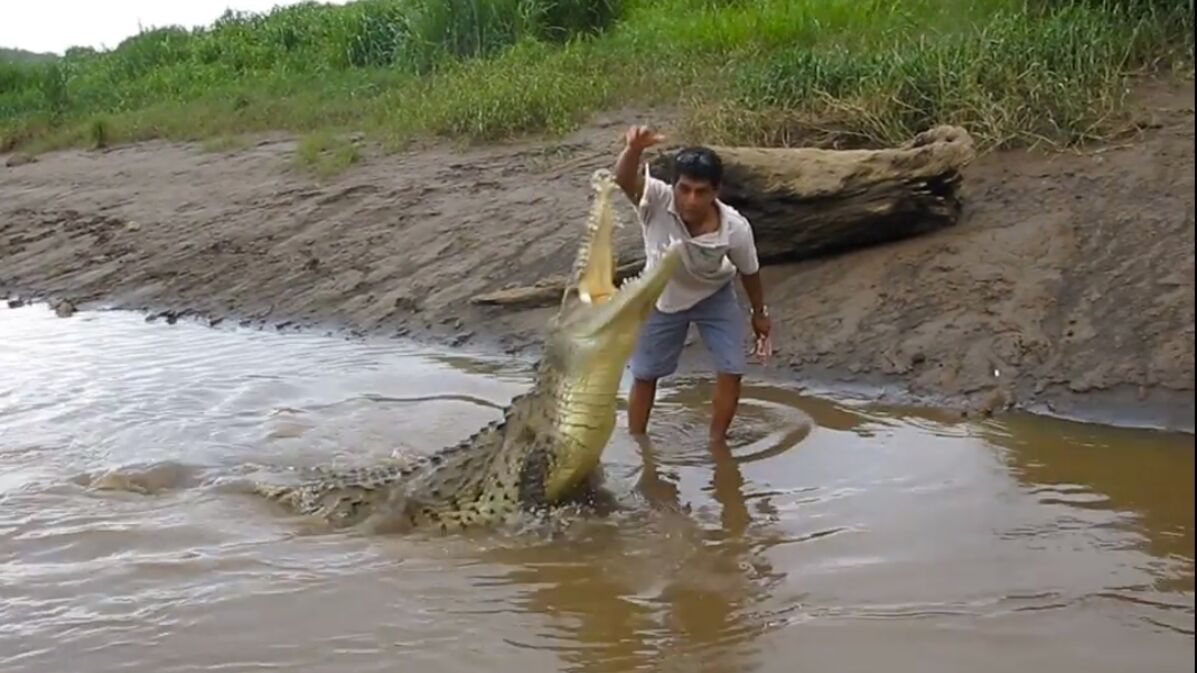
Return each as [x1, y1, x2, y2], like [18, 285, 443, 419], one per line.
[556, 408, 617, 447]
[548, 403, 618, 497]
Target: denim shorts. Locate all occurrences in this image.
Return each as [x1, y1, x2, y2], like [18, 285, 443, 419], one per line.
[630, 281, 746, 380]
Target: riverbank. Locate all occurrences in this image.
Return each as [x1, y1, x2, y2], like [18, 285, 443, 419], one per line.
[2, 78, 1193, 432]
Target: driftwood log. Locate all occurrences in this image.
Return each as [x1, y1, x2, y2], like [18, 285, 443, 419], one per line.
[470, 261, 642, 308]
[471, 125, 975, 307]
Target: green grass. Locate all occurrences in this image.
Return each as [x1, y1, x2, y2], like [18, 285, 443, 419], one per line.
[692, 0, 1197, 148]
[1, 0, 1192, 159]
[200, 134, 251, 153]
[293, 130, 363, 177]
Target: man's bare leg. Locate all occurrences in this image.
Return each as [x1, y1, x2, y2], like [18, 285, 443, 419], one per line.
[710, 372, 742, 441]
[628, 377, 658, 436]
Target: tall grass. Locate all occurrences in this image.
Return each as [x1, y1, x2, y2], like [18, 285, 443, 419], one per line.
[0, 0, 1191, 155]
[698, 0, 1196, 147]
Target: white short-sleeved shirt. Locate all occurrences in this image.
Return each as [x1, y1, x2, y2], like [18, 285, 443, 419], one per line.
[635, 172, 760, 313]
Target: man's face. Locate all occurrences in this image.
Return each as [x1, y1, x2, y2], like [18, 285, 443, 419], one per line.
[672, 175, 717, 226]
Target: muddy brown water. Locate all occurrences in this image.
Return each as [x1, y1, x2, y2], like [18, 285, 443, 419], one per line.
[0, 303, 1192, 672]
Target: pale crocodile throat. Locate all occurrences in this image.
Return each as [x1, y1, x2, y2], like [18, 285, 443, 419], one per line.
[252, 169, 684, 532]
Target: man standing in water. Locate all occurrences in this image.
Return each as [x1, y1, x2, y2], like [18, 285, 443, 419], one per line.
[614, 125, 772, 443]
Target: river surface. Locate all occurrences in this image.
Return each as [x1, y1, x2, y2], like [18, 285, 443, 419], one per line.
[0, 303, 1192, 673]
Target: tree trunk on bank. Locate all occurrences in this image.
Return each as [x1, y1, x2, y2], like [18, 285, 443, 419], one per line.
[472, 125, 976, 307]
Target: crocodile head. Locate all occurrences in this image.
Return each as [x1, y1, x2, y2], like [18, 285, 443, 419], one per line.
[530, 168, 683, 501]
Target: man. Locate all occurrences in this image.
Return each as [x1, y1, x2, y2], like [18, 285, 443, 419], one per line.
[614, 125, 772, 442]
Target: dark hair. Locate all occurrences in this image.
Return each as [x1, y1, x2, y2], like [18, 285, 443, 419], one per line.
[673, 146, 723, 188]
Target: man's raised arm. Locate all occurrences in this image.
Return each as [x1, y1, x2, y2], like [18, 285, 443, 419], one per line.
[614, 125, 665, 204]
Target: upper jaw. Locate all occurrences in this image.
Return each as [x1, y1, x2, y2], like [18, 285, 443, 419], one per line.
[562, 167, 683, 339]
[575, 241, 683, 338]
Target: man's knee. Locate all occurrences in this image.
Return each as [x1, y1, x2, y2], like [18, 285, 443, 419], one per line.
[707, 358, 745, 379]
[632, 359, 679, 381]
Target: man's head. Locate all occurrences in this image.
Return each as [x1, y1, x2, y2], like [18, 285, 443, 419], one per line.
[672, 146, 723, 226]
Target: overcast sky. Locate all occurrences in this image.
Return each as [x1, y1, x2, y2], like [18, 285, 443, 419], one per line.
[2, 1, 348, 54]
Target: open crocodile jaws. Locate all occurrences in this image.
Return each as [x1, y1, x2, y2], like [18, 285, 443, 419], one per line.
[252, 169, 684, 532]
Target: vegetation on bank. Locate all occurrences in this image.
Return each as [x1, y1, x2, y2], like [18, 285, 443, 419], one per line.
[0, 0, 1192, 157]
[0, 48, 58, 65]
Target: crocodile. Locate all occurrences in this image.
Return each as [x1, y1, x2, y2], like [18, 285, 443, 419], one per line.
[251, 168, 684, 532]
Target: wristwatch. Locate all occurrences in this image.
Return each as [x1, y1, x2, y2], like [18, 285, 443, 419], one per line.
[752, 305, 769, 317]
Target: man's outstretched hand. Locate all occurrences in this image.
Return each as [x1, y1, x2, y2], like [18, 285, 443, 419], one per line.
[616, 125, 667, 202]
[750, 312, 773, 363]
[625, 125, 666, 151]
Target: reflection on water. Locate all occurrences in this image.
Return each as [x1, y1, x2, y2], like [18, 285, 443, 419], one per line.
[977, 414, 1194, 593]
[0, 303, 1193, 673]
[474, 436, 788, 673]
